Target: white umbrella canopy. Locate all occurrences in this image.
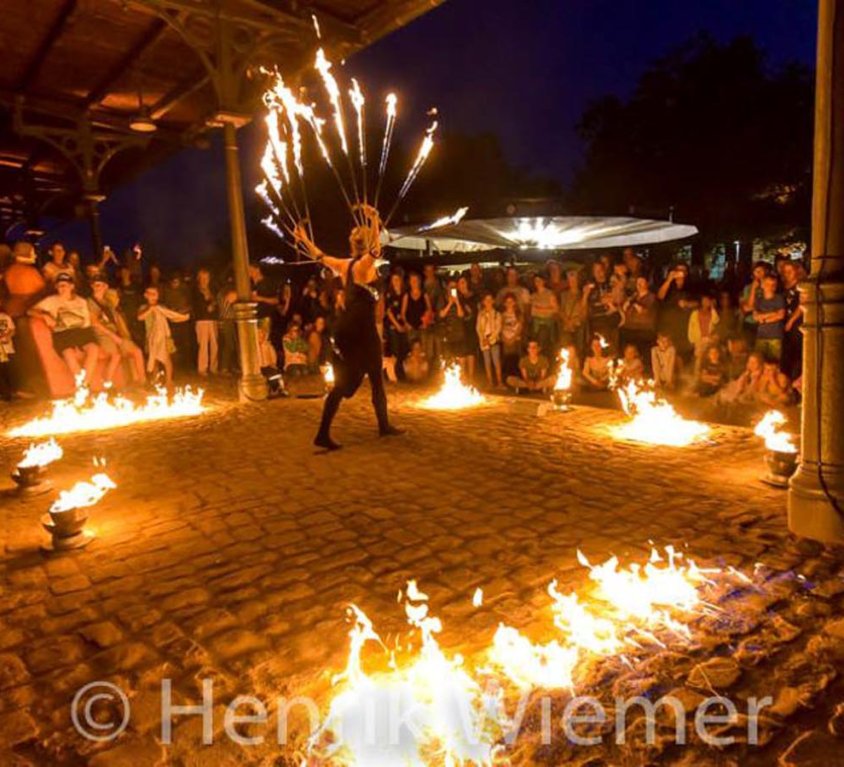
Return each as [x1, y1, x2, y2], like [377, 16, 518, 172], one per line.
[384, 215, 698, 252]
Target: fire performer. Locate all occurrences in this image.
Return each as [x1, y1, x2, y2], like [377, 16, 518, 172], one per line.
[294, 205, 403, 450]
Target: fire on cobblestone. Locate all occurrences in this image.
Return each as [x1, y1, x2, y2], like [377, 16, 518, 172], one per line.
[417, 364, 487, 410]
[305, 546, 755, 765]
[611, 379, 710, 446]
[8, 379, 205, 438]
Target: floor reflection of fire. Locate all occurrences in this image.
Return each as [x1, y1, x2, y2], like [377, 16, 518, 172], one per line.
[302, 545, 803, 765]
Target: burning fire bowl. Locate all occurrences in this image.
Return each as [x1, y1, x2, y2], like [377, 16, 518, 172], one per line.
[550, 389, 573, 412]
[11, 464, 52, 495]
[762, 449, 799, 489]
[41, 508, 93, 551]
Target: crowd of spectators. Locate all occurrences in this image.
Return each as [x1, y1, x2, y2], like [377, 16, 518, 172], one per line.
[0, 240, 805, 420]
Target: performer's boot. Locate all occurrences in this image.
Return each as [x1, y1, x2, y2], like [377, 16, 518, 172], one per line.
[314, 389, 343, 451]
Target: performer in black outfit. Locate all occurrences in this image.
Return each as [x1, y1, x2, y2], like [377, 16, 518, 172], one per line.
[295, 206, 403, 450]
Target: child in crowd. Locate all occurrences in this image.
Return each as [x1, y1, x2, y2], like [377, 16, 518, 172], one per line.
[476, 292, 503, 389]
[696, 345, 727, 397]
[725, 336, 749, 380]
[403, 339, 430, 383]
[651, 332, 678, 391]
[582, 335, 612, 390]
[687, 293, 719, 373]
[0, 307, 15, 400]
[500, 294, 524, 378]
[753, 274, 786, 361]
[617, 343, 644, 386]
[717, 352, 765, 407]
[138, 285, 190, 389]
[759, 359, 792, 408]
[282, 323, 309, 376]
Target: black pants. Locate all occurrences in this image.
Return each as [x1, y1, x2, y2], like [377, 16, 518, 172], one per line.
[0, 360, 13, 400]
[317, 354, 389, 438]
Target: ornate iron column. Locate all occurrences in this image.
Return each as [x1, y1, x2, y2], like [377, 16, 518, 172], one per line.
[788, 0, 844, 543]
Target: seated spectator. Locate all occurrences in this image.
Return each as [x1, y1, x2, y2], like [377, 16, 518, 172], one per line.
[716, 290, 741, 341]
[717, 352, 765, 407]
[582, 334, 612, 391]
[759, 359, 793, 408]
[29, 273, 100, 385]
[507, 339, 554, 394]
[617, 343, 645, 386]
[476, 292, 503, 389]
[138, 285, 190, 389]
[688, 293, 720, 373]
[726, 336, 749, 380]
[696, 345, 727, 397]
[651, 332, 678, 392]
[42, 242, 75, 285]
[308, 316, 330, 372]
[403, 339, 430, 384]
[282, 322, 309, 376]
[88, 274, 146, 387]
[0, 306, 15, 400]
[753, 274, 786, 361]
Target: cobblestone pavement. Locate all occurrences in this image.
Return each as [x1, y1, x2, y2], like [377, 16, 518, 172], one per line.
[0, 385, 842, 766]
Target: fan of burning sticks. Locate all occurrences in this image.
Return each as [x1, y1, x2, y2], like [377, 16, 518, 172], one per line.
[255, 33, 437, 257]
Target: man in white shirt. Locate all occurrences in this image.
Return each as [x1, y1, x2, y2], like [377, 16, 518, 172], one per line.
[29, 273, 100, 384]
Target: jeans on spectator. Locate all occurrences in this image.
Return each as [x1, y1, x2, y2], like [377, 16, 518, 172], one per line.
[219, 319, 238, 373]
[196, 319, 219, 374]
[481, 343, 501, 378]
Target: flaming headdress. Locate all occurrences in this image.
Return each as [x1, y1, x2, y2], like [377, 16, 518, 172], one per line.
[257, 43, 438, 258]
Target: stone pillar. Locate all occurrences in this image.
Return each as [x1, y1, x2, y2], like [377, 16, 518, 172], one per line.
[221, 120, 268, 402]
[788, 0, 844, 543]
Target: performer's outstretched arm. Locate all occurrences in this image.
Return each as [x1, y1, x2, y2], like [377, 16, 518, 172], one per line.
[293, 225, 349, 277]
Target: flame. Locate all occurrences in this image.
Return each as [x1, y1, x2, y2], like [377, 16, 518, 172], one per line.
[754, 410, 797, 453]
[349, 78, 366, 172]
[417, 365, 486, 410]
[307, 585, 503, 765]
[472, 588, 483, 608]
[315, 48, 349, 157]
[418, 207, 469, 232]
[377, 93, 398, 187]
[311, 546, 745, 762]
[8, 379, 205, 438]
[18, 438, 63, 468]
[553, 348, 573, 392]
[397, 120, 437, 203]
[322, 363, 335, 386]
[50, 471, 116, 514]
[612, 379, 709, 446]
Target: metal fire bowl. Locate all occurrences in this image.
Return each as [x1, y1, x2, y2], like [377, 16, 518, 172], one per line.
[550, 390, 573, 413]
[46, 508, 89, 536]
[40, 514, 94, 552]
[10, 469, 52, 496]
[761, 450, 799, 489]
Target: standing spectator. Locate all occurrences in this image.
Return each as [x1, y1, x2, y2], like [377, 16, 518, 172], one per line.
[583, 261, 620, 352]
[651, 332, 678, 392]
[457, 275, 478, 381]
[476, 292, 503, 389]
[753, 274, 786, 361]
[610, 261, 631, 308]
[620, 276, 657, 364]
[716, 290, 741, 341]
[42, 242, 75, 285]
[422, 264, 443, 363]
[0, 306, 16, 400]
[88, 275, 146, 387]
[217, 278, 238, 376]
[29, 274, 100, 384]
[781, 261, 804, 381]
[496, 266, 531, 314]
[384, 272, 408, 370]
[546, 260, 566, 299]
[530, 273, 559, 357]
[657, 263, 697, 360]
[138, 285, 190, 389]
[687, 293, 720, 373]
[439, 278, 472, 372]
[507, 339, 554, 393]
[500, 294, 524, 378]
[299, 276, 321, 327]
[163, 270, 193, 370]
[468, 262, 487, 295]
[401, 272, 432, 352]
[117, 265, 145, 348]
[249, 262, 279, 337]
[193, 267, 219, 376]
[559, 269, 586, 353]
[740, 261, 771, 343]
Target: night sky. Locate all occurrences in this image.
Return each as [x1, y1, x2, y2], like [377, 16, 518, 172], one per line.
[52, 0, 818, 266]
